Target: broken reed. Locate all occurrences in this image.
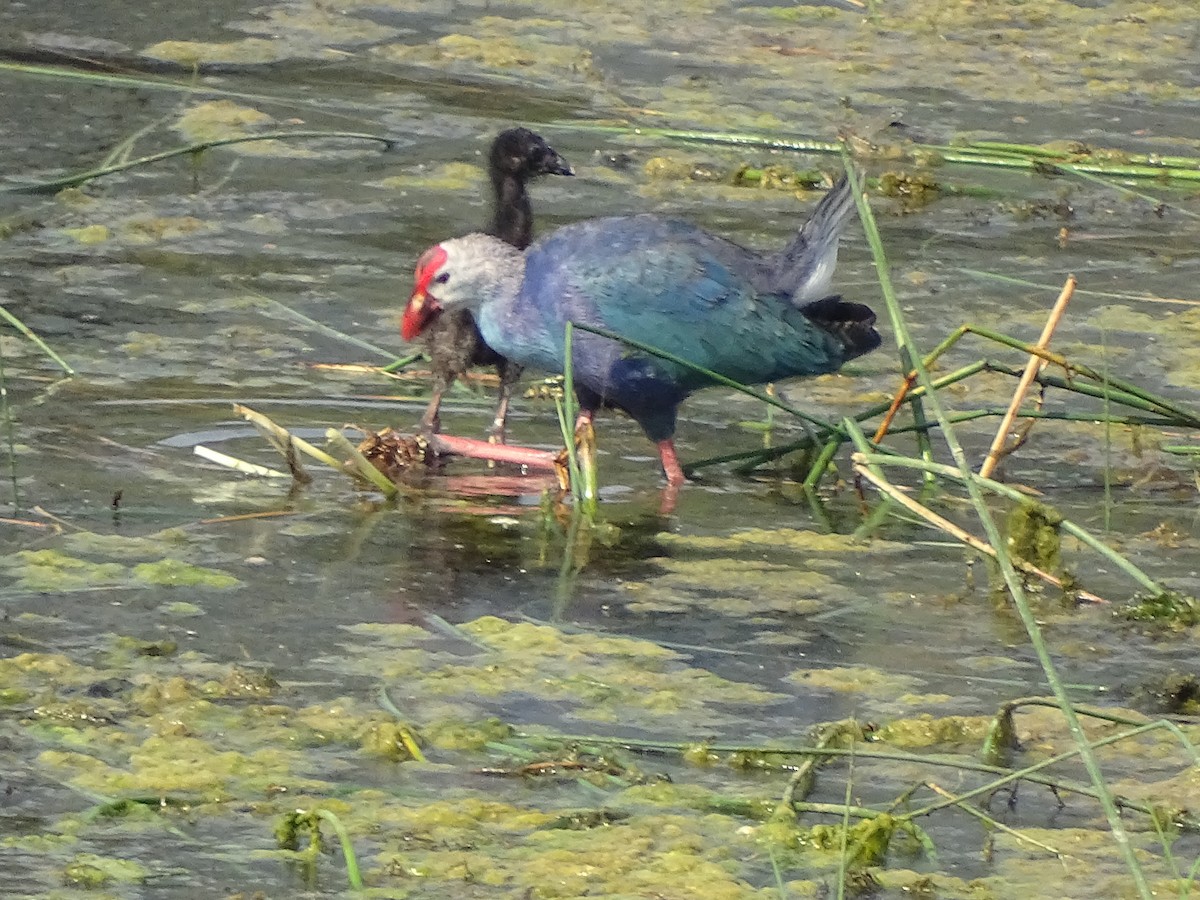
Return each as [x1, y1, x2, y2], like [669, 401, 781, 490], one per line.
[684, 327, 1200, 477]
[842, 154, 1154, 898]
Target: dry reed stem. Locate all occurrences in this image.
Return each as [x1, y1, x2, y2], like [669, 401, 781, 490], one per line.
[872, 369, 920, 443]
[851, 459, 1104, 604]
[979, 276, 1077, 479]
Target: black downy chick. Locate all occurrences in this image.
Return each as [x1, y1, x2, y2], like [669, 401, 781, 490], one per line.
[417, 127, 573, 441]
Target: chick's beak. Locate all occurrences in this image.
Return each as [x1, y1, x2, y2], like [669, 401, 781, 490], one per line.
[547, 152, 574, 177]
[401, 288, 441, 341]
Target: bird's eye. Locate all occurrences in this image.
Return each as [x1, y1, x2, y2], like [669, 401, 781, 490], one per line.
[434, 272, 450, 285]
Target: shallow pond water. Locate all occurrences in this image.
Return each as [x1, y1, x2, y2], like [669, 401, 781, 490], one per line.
[2, 1, 1200, 897]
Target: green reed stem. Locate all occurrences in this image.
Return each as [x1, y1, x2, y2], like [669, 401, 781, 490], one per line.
[691, 400, 1179, 476]
[843, 150, 1152, 897]
[906, 719, 1196, 823]
[856, 451, 1164, 595]
[242, 289, 398, 363]
[324, 428, 400, 498]
[380, 350, 428, 373]
[5, 131, 396, 194]
[799, 436, 840, 489]
[0, 339, 16, 511]
[560, 122, 1200, 182]
[836, 748, 853, 898]
[313, 809, 364, 890]
[560, 322, 596, 512]
[957, 267, 1200, 307]
[523, 728, 1174, 824]
[0, 304, 74, 374]
[569, 321, 837, 434]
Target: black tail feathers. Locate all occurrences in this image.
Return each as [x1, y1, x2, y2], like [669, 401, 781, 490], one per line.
[800, 294, 882, 360]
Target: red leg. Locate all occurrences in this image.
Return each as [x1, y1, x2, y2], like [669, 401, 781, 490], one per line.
[430, 433, 559, 470]
[657, 439, 686, 486]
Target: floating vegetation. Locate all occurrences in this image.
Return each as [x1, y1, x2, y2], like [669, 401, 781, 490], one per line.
[1123, 590, 1200, 629]
[8, 627, 1078, 895]
[875, 169, 941, 211]
[1006, 502, 1065, 580]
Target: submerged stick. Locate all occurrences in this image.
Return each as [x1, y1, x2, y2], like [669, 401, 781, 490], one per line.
[979, 275, 1075, 479]
[851, 460, 1103, 603]
[857, 451, 1167, 596]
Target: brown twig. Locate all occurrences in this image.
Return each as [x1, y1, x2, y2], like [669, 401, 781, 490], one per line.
[851, 459, 1104, 603]
[871, 369, 921, 443]
[979, 276, 1076, 479]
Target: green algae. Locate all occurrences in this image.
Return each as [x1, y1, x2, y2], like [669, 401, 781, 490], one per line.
[3, 620, 1193, 899]
[160, 600, 205, 617]
[3, 534, 240, 594]
[6, 549, 127, 592]
[62, 852, 148, 887]
[4, 3, 1200, 896]
[379, 161, 485, 193]
[1006, 501, 1065, 576]
[788, 665, 923, 698]
[142, 38, 284, 66]
[435, 617, 782, 726]
[336, 616, 783, 729]
[133, 558, 239, 588]
[372, 16, 597, 84]
[170, 100, 320, 159]
[61, 224, 110, 244]
[659, 527, 905, 555]
[1123, 590, 1200, 628]
[360, 720, 423, 761]
[67, 529, 191, 559]
[624, 556, 846, 617]
[874, 713, 994, 749]
[373, 807, 765, 899]
[877, 170, 942, 211]
[422, 716, 514, 752]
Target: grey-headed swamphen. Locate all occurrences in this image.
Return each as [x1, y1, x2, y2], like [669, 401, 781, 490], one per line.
[403, 172, 879, 487]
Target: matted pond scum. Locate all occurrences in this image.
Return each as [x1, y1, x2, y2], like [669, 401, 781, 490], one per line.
[3, 608, 1199, 898]
[3, 518, 1199, 897]
[3, 0, 1200, 897]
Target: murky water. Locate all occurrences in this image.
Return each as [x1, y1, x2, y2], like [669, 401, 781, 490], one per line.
[2, 1, 1200, 896]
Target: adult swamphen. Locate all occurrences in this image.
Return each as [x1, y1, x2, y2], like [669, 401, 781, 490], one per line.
[417, 127, 573, 442]
[402, 172, 879, 486]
